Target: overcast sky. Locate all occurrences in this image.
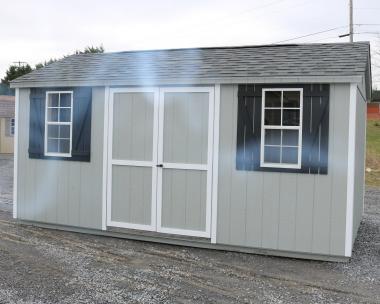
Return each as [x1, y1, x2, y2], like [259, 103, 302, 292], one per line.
[1, 0, 379, 86]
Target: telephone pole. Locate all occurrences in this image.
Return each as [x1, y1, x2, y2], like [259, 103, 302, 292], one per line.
[349, 0, 353, 42]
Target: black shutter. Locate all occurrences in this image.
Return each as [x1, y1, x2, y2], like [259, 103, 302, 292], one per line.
[71, 87, 92, 162]
[28, 87, 92, 162]
[29, 88, 45, 158]
[236, 84, 329, 174]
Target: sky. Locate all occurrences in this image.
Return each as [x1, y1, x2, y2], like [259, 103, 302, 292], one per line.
[1, 0, 379, 86]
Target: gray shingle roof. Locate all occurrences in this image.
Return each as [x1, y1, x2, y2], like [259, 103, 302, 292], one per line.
[11, 42, 370, 87]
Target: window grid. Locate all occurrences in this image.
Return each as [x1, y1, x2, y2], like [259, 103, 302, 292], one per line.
[10, 118, 15, 136]
[260, 89, 303, 169]
[44, 91, 73, 157]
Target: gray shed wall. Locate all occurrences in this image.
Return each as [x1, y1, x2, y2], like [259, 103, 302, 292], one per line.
[16, 88, 104, 229]
[216, 84, 350, 256]
[15, 82, 360, 259]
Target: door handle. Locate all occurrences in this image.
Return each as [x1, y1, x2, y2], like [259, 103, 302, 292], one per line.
[157, 164, 164, 168]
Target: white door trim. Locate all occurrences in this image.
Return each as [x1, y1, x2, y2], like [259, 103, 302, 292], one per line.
[156, 86, 215, 238]
[211, 84, 220, 243]
[106, 87, 159, 232]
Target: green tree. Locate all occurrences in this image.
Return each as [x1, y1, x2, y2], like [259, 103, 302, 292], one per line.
[35, 58, 58, 70]
[1, 64, 33, 85]
[75, 45, 104, 55]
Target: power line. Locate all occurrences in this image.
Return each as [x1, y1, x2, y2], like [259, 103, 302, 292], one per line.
[271, 26, 348, 44]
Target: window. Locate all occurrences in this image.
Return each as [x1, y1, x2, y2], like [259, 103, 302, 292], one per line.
[260, 89, 303, 169]
[9, 118, 15, 136]
[44, 91, 73, 157]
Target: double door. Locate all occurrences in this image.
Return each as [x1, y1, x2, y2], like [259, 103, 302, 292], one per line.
[107, 87, 214, 237]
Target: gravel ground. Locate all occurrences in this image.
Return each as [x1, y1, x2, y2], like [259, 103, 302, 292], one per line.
[0, 157, 379, 303]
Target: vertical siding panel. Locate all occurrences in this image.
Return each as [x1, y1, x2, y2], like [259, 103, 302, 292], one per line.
[262, 173, 280, 249]
[229, 169, 247, 246]
[278, 174, 297, 251]
[68, 162, 80, 226]
[228, 85, 248, 246]
[312, 175, 331, 254]
[330, 84, 349, 255]
[245, 173, 263, 247]
[56, 162, 69, 225]
[217, 85, 235, 244]
[295, 174, 314, 252]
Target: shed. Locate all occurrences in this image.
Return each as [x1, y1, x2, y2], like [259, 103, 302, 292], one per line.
[0, 95, 15, 153]
[10, 42, 371, 261]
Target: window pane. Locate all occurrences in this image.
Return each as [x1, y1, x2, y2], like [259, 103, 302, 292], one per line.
[59, 108, 71, 122]
[265, 91, 281, 107]
[282, 147, 298, 164]
[47, 139, 59, 153]
[264, 146, 280, 163]
[283, 91, 300, 108]
[59, 139, 70, 154]
[60, 93, 71, 107]
[48, 94, 59, 107]
[283, 109, 300, 126]
[47, 108, 58, 122]
[59, 125, 70, 139]
[282, 130, 299, 146]
[265, 129, 281, 145]
[47, 125, 59, 138]
[264, 109, 281, 125]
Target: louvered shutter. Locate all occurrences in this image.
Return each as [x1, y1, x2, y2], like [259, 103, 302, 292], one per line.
[28, 88, 45, 158]
[236, 84, 329, 174]
[71, 87, 92, 162]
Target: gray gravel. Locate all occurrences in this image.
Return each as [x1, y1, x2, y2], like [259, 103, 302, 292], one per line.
[0, 157, 379, 303]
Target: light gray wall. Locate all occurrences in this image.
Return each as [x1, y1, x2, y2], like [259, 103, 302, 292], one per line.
[352, 83, 366, 243]
[16, 87, 104, 229]
[216, 84, 350, 256]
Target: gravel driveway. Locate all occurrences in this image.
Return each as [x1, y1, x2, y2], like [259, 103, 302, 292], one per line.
[0, 156, 379, 303]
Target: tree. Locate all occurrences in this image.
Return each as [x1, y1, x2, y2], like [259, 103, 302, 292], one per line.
[1, 45, 105, 85]
[75, 45, 104, 55]
[1, 64, 33, 85]
[34, 45, 105, 70]
[35, 58, 58, 70]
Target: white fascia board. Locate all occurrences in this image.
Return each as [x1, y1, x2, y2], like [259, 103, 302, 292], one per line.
[345, 83, 358, 257]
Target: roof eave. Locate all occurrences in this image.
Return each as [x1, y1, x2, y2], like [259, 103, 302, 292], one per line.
[10, 75, 365, 89]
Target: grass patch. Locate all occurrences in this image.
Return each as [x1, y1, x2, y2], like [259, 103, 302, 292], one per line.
[366, 119, 380, 187]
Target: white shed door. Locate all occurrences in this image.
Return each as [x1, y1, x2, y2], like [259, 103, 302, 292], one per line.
[107, 87, 214, 238]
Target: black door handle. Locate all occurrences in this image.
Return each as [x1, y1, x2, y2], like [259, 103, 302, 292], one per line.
[157, 164, 164, 168]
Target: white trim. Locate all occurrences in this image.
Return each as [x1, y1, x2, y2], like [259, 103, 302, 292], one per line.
[44, 91, 73, 157]
[106, 87, 159, 232]
[211, 84, 220, 244]
[107, 220, 156, 232]
[161, 163, 208, 170]
[260, 88, 303, 169]
[13, 88, 19, 219]
[101, 86, 110, 230]
[157, 227, 210, 238]
[112, 160, 154, 167]
[156, 86, 214, 238]
[345, 83, 357, 257]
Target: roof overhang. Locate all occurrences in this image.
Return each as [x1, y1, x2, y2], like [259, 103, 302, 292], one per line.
[10, 75, 365, 89]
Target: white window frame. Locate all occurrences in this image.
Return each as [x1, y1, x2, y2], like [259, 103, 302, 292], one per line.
[44, 91, 73, 157]
[9, 118, 15, 136]
[260, 88, 303, 169]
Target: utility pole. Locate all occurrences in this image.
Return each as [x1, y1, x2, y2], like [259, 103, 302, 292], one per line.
[349, 0, 353, 42]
